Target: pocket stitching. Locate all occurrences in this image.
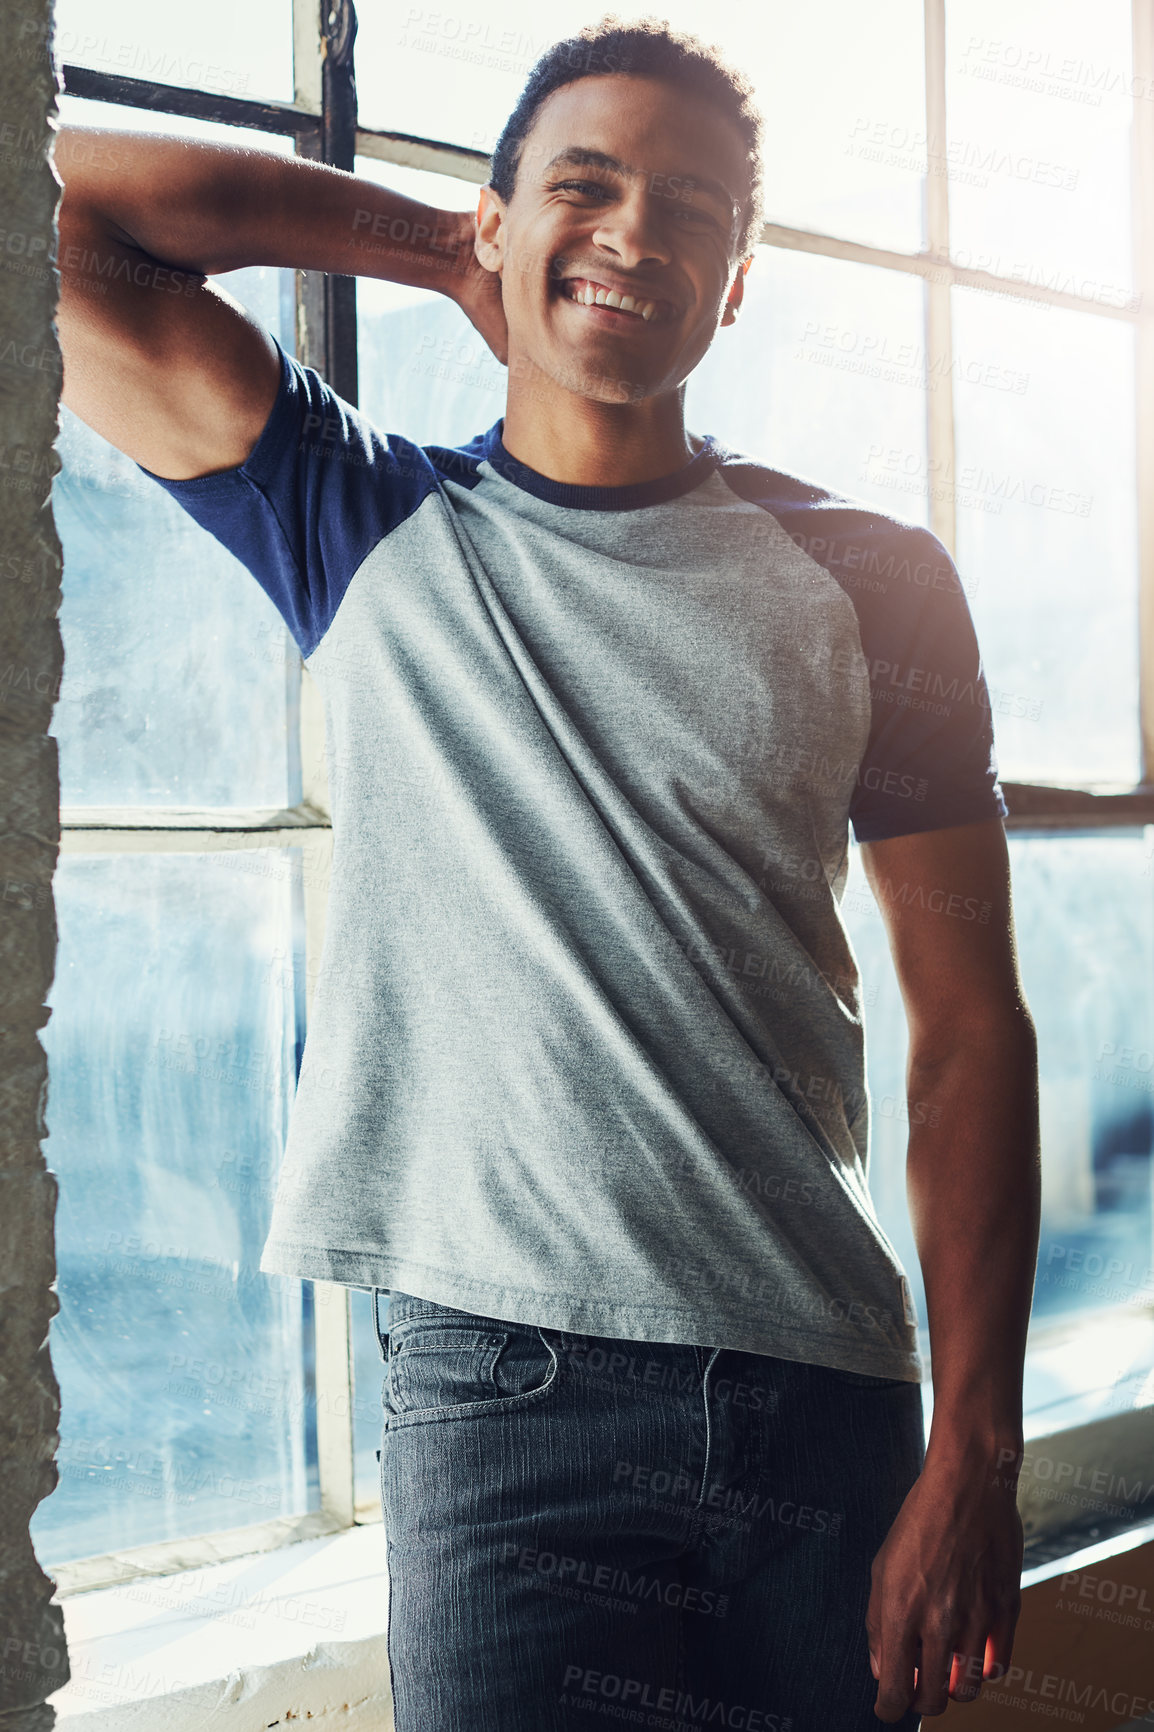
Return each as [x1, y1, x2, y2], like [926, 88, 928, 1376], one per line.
[385, 1327, 559, 1429]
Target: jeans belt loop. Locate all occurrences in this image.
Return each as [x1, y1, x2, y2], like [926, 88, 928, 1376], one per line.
[371, 1286, 390, 1360]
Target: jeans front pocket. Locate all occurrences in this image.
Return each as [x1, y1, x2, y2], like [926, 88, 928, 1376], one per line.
[384, 1314, 559, 1429]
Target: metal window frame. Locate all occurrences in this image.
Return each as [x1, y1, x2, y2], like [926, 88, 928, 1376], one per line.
[50, 0, 1154, 1595]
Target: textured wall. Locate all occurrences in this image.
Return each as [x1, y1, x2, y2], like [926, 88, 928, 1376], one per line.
[0, 0, 68, 1725]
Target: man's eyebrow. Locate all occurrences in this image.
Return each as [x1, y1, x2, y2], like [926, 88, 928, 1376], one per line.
[542, 147, 738, 215]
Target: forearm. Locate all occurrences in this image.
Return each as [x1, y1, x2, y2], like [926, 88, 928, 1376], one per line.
[55, 127, 474, 294]
[907, 1013, 1040, 1476]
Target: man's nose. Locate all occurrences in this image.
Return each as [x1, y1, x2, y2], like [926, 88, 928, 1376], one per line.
[590, 189, 672, 270]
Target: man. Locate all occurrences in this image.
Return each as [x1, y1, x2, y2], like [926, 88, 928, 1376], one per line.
[55, 16, 1040, 1729]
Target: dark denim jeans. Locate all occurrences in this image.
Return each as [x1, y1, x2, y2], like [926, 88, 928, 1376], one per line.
[373, 1290, 925, 1732]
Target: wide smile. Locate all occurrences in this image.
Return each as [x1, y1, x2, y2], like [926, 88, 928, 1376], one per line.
[554, 275, 678, 327]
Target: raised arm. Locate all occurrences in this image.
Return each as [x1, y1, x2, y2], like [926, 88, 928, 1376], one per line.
[53, 127, 505, 479]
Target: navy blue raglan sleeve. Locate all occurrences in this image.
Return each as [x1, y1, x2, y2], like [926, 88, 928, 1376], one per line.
[719, 455, 1009, 843]
[138, 337, 438, 658]
[827, 519, 1010, 842]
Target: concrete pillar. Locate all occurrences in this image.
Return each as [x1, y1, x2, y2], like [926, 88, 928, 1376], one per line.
[0, 0, 69, 1724]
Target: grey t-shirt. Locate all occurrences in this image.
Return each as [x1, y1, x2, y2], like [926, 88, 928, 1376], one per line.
[148, 342, 1007, 1380]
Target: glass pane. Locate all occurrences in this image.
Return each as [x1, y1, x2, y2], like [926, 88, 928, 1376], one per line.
[685, 247, 929, 523]
[55, 0, 294, 104]
[54, 103, 301, 809]
[54, 405, 301, 809]
[952, 288, 1138, 786]
[946, 0, 1134, 303]
[32, 850, 316, 1567]
[355, 159, 508, 446]
[842, 830, 1154, 1429]
[352, 1288, 386, 1509]
[356, 0, 925, 251]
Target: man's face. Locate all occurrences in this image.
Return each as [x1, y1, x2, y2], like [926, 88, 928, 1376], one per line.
[475, 74, 752, 408]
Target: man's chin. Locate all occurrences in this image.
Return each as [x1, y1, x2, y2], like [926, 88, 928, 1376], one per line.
[547, 348, 657, 407]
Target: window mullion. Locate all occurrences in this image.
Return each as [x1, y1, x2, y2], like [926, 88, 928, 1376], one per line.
[295, 0, 359, 404]
[296, 827, 353, 1529]
[1133, 0, 1154, 781]
[922, 0, 954, 557]
[292, 0, 357, 1534]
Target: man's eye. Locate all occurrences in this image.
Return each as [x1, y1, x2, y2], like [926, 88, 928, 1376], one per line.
[553, 179, 611, 198]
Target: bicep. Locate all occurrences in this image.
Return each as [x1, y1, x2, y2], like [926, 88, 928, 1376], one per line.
[858, 818, 1030, 1050]
[57, 209, 280, 480]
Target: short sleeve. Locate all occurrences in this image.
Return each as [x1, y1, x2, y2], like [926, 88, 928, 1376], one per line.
[842, 527, 1009, 842]
[714, 458, 1010, 844]
[138, 338, 439, 658]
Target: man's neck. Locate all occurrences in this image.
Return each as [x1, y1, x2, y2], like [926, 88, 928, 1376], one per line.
[499, 374, 700, 487]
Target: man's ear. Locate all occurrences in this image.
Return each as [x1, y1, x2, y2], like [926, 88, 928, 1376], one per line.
[474, 183, 505, 274]
[720, 255, 752, 328]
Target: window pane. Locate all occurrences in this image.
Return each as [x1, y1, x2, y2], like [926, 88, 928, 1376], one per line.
[54, 103, 300, 809]
[685, 248, 929, 523]
[32, 850, 316, 1567]
[842, 830, 1154, 1430]
[355, 159, 508, 446]
[355, 1, 925, 252]
[352, 1288, 386, 1509]
[55, 0, 294, 104]
[55, 406, 301, 808]
[952, 288, 1138, 786]
[946, 0, 1134, 303]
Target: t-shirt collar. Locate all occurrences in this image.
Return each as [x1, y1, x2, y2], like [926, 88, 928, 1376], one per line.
[480, 419, 719, 511]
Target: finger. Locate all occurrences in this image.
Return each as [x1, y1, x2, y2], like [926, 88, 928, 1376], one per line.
[866, 1603, 881, 1681]
[874, 1632, 919, 1724]
[983, 1610, 1020, 1684]
[865, 1577, 889, 1685]
[912, 1637, 955, 1717]
[949, 1631, 990, 1703]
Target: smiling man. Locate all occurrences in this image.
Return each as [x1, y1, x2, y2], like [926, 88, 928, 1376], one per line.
[55, 15, 1040, 1731]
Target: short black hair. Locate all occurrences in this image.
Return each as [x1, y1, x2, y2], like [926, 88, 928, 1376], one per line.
[488, 13, 765, 261]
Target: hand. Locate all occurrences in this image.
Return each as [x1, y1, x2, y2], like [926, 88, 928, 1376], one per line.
[866, 1452, 1023, 1720]
[448, 212, 508, 367]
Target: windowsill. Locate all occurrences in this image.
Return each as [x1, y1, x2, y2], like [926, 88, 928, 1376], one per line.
[44, 1509, 1154, 1730]
[1020, 1516, 1154, 1589]
[48, 1523, 394, 1729]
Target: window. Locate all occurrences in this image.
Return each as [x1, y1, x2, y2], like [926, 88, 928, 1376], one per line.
[42, 0, 1154, 1590]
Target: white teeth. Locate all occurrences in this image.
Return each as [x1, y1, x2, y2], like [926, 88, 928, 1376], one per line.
[563, 279, 664, 321]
